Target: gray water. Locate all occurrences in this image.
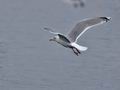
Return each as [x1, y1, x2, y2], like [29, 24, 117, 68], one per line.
[0, 0, 120, 90]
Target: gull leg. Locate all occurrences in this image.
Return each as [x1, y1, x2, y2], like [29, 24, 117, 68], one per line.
[72, 48, 80, 56]
[73, 47, 81, 54]
[73, 49, 79, 56]
[75, 48, 81, 54]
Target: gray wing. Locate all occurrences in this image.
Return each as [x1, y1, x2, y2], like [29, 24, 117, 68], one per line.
[43, 27, 60, 34]
[67, 17, 111, 42]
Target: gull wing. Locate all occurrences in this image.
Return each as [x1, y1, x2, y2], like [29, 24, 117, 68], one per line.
[67, 17, 111, 42]
[43, 27, 60, 34]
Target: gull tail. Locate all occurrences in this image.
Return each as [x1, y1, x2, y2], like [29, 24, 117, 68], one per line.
[78, 45, 88, 51]
[71, 43, 88, 51]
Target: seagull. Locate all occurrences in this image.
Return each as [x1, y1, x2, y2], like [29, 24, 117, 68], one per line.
[44, 17, 111, 56]
[63, 0, 86, 8]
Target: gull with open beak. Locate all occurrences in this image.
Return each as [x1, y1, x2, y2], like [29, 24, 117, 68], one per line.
[43, 17, 111, 56]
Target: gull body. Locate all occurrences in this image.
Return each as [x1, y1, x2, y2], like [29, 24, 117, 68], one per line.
[44, 17, 111, 56]
[49, 34, 87, 55]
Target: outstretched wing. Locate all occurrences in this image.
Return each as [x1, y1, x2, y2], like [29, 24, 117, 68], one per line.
[67, 17, 111, 42]
[43, 27, 60, 34]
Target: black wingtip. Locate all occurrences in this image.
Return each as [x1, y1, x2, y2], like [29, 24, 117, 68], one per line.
[100, 17, 111, 22]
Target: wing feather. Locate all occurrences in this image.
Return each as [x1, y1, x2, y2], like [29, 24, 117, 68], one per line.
[43, 27, 59, 34]
[67, 17, 111, 42]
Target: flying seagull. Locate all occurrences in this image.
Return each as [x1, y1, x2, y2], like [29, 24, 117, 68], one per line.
[63, 0, 86, 8]
[44, 17, 111, 56]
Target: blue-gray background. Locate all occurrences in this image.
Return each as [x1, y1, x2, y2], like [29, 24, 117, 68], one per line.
[0, 0, 120, 90]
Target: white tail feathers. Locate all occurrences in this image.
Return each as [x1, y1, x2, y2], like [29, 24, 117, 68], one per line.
[71, 43, 88, 51]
